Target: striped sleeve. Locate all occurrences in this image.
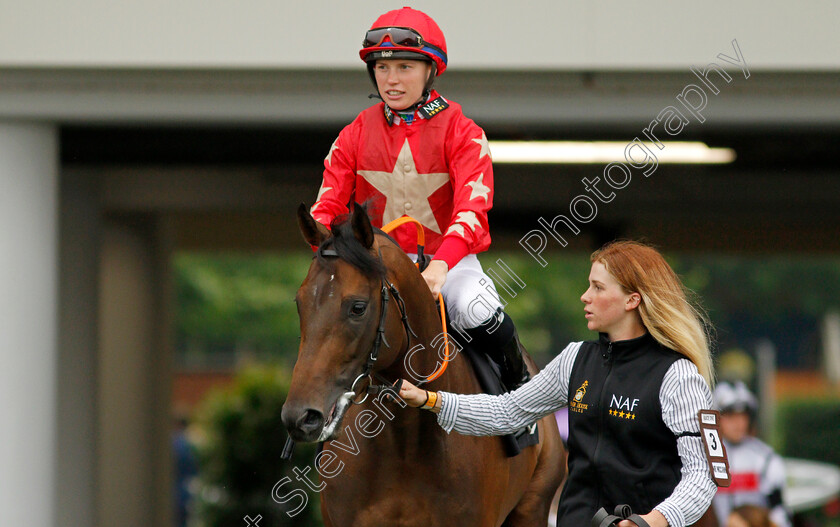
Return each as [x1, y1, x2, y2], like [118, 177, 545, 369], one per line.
[655, 359, 717, 527]
[436, 341, 582, 436]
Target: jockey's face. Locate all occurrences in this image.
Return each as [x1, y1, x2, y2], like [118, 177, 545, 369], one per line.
[374, 59, 432, 111]
[719, 410, 750, 443]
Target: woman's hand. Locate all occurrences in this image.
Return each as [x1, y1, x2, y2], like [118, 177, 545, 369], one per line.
[397, 379, 432, 409]
[421, 260, 448, 297]
[617, 510, 668, 527]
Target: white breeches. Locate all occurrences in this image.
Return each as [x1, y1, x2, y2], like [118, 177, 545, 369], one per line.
[409, 253, 503, 330]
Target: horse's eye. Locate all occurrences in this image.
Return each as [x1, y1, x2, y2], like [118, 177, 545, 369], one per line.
[350, 301, 368, 317]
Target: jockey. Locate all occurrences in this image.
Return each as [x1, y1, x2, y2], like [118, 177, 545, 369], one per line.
[309, 7, 529, 390]
[712, 381, 792, 527]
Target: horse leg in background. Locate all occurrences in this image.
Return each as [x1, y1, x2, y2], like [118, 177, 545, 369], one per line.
[500, 353, 566, 527]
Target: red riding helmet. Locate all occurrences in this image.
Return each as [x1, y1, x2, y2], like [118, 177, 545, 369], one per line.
[359, 7, 448, 76]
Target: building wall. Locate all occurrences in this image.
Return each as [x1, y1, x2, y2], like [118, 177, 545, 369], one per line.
[0, 0, 837, 70]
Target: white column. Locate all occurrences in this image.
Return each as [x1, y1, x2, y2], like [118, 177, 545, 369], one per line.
[0, 123, 59, 527]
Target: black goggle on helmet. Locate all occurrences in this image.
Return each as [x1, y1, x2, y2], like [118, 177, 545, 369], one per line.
[359, 8, 448, 109]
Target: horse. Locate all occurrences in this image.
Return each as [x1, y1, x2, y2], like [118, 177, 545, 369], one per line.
[281, 203, 566, 527]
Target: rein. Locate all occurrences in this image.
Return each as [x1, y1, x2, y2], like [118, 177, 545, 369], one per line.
[380, 216, 451, 383]
[346, 216, 453, 399]
[281, 215, 453, 457]
[350, 246, 417, 405]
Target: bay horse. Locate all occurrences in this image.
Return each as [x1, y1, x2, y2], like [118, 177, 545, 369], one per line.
[281, 204, 566, 527]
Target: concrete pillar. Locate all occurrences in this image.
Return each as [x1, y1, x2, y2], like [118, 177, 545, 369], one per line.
[0, 123, 59, 526]
[56, 170, 100, 527]
[98, 215, 173, 527]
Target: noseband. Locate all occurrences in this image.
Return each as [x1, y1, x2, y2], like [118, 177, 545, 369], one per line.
[282, 219, 449, 457]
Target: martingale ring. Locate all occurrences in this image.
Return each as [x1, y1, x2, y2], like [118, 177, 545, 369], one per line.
[350, 373, 372, 405]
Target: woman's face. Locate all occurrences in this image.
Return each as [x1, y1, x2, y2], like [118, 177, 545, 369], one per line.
[580, 261, 637, 336]
[374, 59, 431, 110]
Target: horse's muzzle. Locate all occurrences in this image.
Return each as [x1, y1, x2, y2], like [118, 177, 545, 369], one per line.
[281, 405, 325, 443]
[282, 389, 356, 443]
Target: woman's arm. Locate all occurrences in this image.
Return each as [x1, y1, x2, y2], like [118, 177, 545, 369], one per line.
[400, 341, 582, 436]
[652, 360, 718, 527]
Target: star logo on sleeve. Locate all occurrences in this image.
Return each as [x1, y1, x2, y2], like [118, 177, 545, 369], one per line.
[446, 224, 465, 237]
[316, 184, 332, 202]
[309, 184, 333, 214]
[325, 138, 340, 166]
[472, 132, 491, 160]
[309, 183, 332, 214]
[466, 173, 491, 203]
[358, 139, 449, 233]
[455, 211, 481, 232]
[445, 211, 482, 238]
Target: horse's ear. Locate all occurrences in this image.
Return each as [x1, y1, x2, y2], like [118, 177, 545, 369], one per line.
[297, 203, 330, 247]
[351, 203, 375, 249]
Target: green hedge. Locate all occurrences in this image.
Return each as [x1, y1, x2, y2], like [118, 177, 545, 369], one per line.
[192, 366, 322, 527]
[778, 397, 840, 466]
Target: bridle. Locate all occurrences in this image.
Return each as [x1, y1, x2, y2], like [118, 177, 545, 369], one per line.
[335, 245, 417, 406]
[329, 217, 451, 402]
[282, 216, 450, 457]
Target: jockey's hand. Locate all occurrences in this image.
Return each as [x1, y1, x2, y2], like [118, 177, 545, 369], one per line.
[617, 511, 667, 527]
[396, 379, 428, 408]
[421, 260, 448, 297]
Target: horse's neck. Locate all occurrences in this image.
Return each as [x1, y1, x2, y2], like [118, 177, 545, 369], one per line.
[382, 253, 482, 409]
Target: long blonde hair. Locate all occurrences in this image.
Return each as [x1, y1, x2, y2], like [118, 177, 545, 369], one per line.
[591, 240, 715, 386]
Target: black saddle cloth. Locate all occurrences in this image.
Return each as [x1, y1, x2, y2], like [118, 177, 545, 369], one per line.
[453, 319, 540, 457]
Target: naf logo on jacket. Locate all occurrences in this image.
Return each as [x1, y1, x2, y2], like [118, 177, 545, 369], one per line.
[418, 97, 450, 119]
[609, 394, 640, 420]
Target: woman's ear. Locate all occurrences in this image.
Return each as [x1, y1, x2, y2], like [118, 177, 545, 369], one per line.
[625, 292, 642, 311]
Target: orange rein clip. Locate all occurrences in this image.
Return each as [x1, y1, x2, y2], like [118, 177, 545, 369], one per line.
[381, 216, 450, 383]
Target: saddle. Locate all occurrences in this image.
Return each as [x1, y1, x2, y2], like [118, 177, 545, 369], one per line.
[443, 302, 540, 458]
[591, 505, 651, 527]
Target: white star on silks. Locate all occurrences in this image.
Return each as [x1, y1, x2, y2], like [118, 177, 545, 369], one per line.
[316, 184, 332, 202]
[466, 173, 491, 203]
[325, 138, 339, 166]
[309, 184, 332, 214]
[445, 211, 482, 238]
[358, 139, 450, 233]
[455, 210, 482, 232]
[446, 224, 465, 237]
[471, 132, 492, 160]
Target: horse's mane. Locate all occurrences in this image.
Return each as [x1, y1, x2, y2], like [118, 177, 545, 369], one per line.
[315, 213, 388, 278]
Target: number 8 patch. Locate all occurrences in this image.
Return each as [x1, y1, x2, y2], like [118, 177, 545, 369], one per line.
[698, 410, 731, 487]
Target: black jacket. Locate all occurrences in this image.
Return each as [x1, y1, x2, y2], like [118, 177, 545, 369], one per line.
[557, 332, 683, 526]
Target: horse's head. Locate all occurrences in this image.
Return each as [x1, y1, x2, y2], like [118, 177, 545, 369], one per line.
[281, 203, 410, 442]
